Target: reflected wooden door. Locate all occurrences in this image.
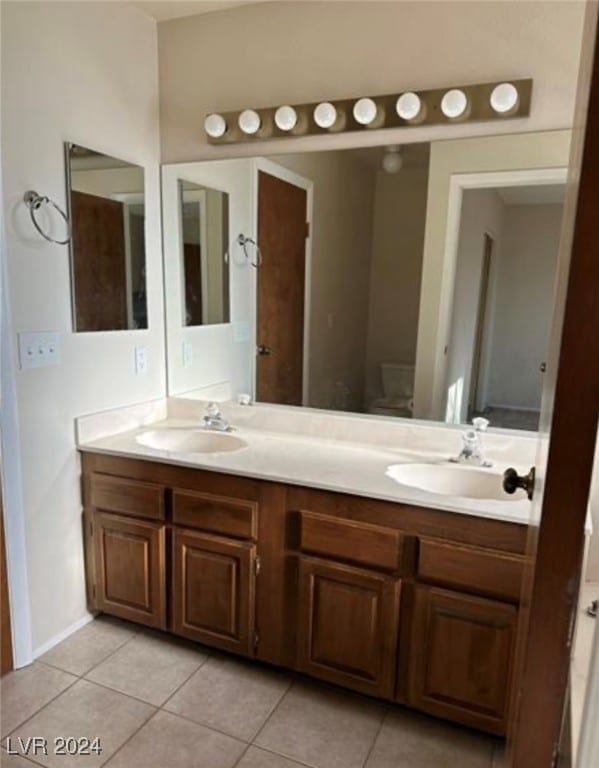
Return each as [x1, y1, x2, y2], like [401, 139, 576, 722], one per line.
[257, 171, 307, 405]
[509, 8, 599, 766]
[71, 191, 127, 331]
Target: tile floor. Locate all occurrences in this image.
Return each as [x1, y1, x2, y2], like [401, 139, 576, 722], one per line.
[1, 616, 504, 768]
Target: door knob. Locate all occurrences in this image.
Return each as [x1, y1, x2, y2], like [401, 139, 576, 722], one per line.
[257, 344, 273, 356]
[503, 467, 535, 501]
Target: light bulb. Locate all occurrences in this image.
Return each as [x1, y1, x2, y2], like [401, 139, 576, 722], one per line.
[314, 102, 337, 129]
[274, 105, 298, 131]
[382, 148, 403, 174]
[204, 114, 227, 138]
[238, 109, 261, 135]
[353, 97, 378, 126]
[396, 92, 422, 121]
[441, 89, 468, 119]
[490, 83, 519, 114]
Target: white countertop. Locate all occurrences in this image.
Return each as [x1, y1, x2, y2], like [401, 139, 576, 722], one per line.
[77, 399, 536, 526]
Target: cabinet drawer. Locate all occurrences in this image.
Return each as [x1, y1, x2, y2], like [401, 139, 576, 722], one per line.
[173, 489, 258, 540]
[417, 538, 524, 602]
[299, 510, 403, 573]
[90, 473, 165, 521]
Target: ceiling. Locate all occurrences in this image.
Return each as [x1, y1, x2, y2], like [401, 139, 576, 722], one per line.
[132, 1, 263, 22]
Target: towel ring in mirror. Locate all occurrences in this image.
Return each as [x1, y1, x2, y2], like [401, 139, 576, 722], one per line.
[23, 190, 71, 245]
[237, 233, 262, 267]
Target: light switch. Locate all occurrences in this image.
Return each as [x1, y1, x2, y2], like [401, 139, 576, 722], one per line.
[135, 346, 148, 375]
[233, 321, 250, 343]
[18, 331, 60, 369]
[182, 342, 193, 368]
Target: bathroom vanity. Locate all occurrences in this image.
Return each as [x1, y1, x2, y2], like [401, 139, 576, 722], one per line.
[79, 413, 529, 738]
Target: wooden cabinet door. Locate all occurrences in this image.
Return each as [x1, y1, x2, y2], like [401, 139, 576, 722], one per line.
[172, 528, 256, 656]
[407, 585, 517, 735]
[297, 556, 400, 699]
[93, 512, 166, 629]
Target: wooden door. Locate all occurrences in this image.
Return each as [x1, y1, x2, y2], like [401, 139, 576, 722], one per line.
[297, 556, 400, 699]
[257, 171, 307, 405]
[1, 477, 13, 676]
[509, 8, 599, 766]
[71, 190, 127, 331]
[93, 511, 166, 629]
[183, 242, 203, 325]
[407, 585, 517, 735]
[172, 528, 256, 656]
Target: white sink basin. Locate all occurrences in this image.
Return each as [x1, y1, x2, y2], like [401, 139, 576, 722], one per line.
[136, 429, 247, 454]
[386, 463, 526, 502]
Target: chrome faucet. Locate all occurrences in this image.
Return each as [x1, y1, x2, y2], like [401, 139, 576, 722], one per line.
[201, 403, 232, 432]
[451, 417, 492, 467]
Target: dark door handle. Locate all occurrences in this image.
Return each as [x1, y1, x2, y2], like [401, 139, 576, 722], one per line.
[257, 344, 273, 356]
[503, 467, 535, 501]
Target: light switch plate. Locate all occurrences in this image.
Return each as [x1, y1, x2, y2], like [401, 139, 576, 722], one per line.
[182, 341, 193, 368]
[18, 331, 60, 369]
[134, 346, 148, 375]
[233, 321, 250, 343]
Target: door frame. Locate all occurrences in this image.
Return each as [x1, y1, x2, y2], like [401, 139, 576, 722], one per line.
[252, 158, 314, 405]
[441, 167, 568, 424]
[113, 191, 146, 328]
[177, 189, 209, 325]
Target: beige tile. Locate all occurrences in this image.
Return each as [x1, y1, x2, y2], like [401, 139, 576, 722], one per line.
[0, 749, 39, 767]
[4, 679, 154, 768]
[365, 709, 494, 768]
[0, 662, 76, 738]
[255, 681, 385, 768]
[236, 746, 309, 768]
[104, 711, 245, 768]
[39, 616, 138, 676]
[164, 655, 290, 741]
[85, 630, 206, 705]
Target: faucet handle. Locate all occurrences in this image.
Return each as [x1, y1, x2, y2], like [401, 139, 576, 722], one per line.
[206, 402, 221, 416]
[472, 417, 489, 432]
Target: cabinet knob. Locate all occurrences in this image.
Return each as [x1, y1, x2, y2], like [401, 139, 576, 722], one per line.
[257, 344, 273, 356]
[503, 467, 535, 501]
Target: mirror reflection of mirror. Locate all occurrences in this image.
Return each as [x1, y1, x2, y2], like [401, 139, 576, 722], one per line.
[66, 143, 147, 331]
[162, 130, 569, 432]
[178, 180, 230, 326]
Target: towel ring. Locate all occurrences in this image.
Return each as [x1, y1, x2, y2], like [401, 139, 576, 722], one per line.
[23, 190, 71, 245]
[237, 234, 262, 268]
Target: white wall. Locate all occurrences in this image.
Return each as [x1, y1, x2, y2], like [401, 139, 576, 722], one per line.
[414, 130, 572, 421]
[445, 189, 504, 424]
[486, 203, 563, 411]
[158, 0, 585, 162]
[1, 1, 163, 654]
[365, 165, 429, 405]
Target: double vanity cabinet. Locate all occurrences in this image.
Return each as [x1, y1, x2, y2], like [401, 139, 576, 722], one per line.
[81, 450, 527, 737]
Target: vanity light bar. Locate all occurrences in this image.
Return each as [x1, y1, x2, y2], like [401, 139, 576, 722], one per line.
[204, 79, 532, 144]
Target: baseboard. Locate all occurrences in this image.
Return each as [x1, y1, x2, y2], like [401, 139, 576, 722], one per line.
[32, 612, 96, 660]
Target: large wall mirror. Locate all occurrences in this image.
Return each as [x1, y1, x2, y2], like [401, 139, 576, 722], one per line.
[161, 129, 569, 431]
[66, 143, 148, 331]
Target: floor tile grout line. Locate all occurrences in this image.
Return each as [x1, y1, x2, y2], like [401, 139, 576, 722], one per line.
[242, 742, 322, 768]
[248, 678, 296, 747]
[95, 703, 160, 768]
[36, 620, 143, 680]
[2, 672, 81, 744]
[244, 675, 294, 744]
[231, 742, 253, 768]
[360, 706, 390, 768]
[155, 703, 256, 745]
[155, 648, 213, 710]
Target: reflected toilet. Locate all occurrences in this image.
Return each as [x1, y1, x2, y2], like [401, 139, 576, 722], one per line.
[369, 362, 414, 418]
